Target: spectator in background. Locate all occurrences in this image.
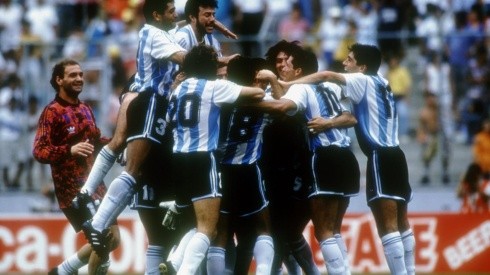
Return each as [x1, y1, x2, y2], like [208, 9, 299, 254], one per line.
[24, 0, 58, 47]
[417, 3, 455, 61]
[62, 27, 87, 60]
[457, 162, 489, 213]
[0, 0, 23, 53]
[355, 1, 378, 47]
[385, 53, 412, 142]
[0, 97, 26, 190]
[473, 118, 490, 180]
[25, 95, 49, 192]
[278, 2, 310, 43]
[332, 20, 357, 72]
[18, 19, 43, 97]
[232, 0, 266, 57]
[377, 0, 404, 57]
[317, 6, 347, 70]
[422, 51, 454, 184]
[446, 11, 479, 115]
[461, 43, 489, 144]
[116, 8, 140, 77]
[417, 91, 450, 185]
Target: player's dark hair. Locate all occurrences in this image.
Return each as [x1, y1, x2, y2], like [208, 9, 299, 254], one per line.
[348, 43, 381, 75]
[265, 40, 304, 74]
[50, 59, 80, 93]
[227, 56, 266, 86]
[184, 0, 218, 23]
[182, 45, 218, 79]
[143, 0, 174, 23]
[290, 47, 318, 75]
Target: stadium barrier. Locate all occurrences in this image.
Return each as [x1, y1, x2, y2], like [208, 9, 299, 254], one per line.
[0, 212, 488, 273]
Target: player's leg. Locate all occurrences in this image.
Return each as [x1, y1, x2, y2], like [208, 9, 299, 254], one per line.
[398, 201, 415, 275]
[83, 91, 164, 258]
[138, 208, 178, 275]
[310, 195, 344, 275]
[207, 213, 230, 274]
[174, 152, 221, 274]
[370, 198, 407, 275]
[87, 224, 120, 275]
[80, 91, 137, 196]
[49, 244, 91, 274]
[178, 197, 220, 275]
[334, 197, 352, 275]
[251, 208, 274, 275]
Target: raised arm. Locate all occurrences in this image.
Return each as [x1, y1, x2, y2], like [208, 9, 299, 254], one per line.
[281, 71, 347, 90]
[256, 69, 285, 99]
[213, 20, 238, 39]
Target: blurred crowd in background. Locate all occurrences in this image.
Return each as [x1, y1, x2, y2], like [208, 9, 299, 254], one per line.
[1, 0, 490, 211]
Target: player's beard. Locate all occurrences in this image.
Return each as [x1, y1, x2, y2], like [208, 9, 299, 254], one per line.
[63, 82, 83, 100]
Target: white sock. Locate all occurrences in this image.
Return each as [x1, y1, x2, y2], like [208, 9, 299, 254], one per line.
[169, 228, 197, 270]
[81, 146, 117, 195]
[381, 232, 407, 275]
[146, 245, 164, 275]
[253, 235, 275, 275]
[177, 232, 210, 275]
[58, 253, 87, 274]
[207, 246, 226, 274]
[290, 237, 320, 275]
[320, 238, 345, 275]
[92, 171, 136, 231]
[334, 233, 351, 275]
[401, 229, 416, 275]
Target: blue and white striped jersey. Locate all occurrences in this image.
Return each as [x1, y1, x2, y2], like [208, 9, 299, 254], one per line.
[175, 25, 222, 57]
[134, 24, 185, 97]
[167, 78, 242, 153]
[220, 95, 272, 165]
[342, 72, 399, 153]
[283, 83, 351, 151]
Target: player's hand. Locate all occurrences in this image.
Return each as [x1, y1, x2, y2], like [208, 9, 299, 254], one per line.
[116, 148, 127, 166]
[213, 20, 238, 39]
[255, 69, 277, 82]
[307, 117, 331, 133]
[71, 139, 94, 157]
[160, 201, 180, 230]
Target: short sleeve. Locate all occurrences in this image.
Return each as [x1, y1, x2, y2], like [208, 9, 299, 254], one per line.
[213, 79, 242, 105]
[342, 72, 367, 104]
[282, 84, 307, 115]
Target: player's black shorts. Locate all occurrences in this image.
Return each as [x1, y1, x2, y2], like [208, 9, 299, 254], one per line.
[366, 146, 412, 204]
[130, 142, 175, 210]
[310, 145, 360, 197]
[220, 162, 268, 217]
[172, 151, 221, 207]
[126, 90, 169, 144]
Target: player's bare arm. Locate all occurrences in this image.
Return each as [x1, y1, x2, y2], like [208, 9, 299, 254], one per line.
[307, 112, 357, 134]
[282, 71, 347, 88]
[250, 98, 296, 115]
[218, 53, 241, 65]
[169, 51, 187, 65]
[213, 20, 238, 39]
[256, 69, 285, 99]
[175, 19, 238, 39]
